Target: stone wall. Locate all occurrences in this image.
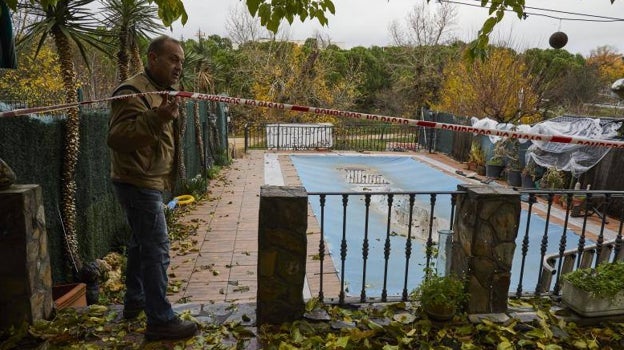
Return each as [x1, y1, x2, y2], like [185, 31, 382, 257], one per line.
[0, 185, 53, 331]
[451, 184, 521, 314]
[257, 186, 308, 324]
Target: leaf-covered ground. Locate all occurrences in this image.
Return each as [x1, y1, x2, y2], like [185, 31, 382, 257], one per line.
[2, 297, 624, 349]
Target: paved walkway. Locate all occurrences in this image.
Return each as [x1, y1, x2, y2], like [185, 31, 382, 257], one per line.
[168, 150, 264, 304]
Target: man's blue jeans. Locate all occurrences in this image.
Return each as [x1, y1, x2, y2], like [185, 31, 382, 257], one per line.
[113, 182, 175, 326]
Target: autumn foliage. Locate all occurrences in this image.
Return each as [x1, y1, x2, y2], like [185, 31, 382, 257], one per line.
[433, 47, 542, 124]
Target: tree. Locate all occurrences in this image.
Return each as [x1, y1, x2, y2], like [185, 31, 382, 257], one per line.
[178, 31, 225, 174]
[101, 0, 164, 82]
[235, 39, 360, 125]
[433, 46, 541, 123]
[586, 46, 624, 90]
[389, 1, 457, 47]
[342, 46, 391, 114]
[17, 0, 111, 271]
[225, 2, 272, 47]
[523, 48, 598, 118]
[0, 42, 65, 106]
[7, 0, 621, 61]
[5, 0, 335, 33]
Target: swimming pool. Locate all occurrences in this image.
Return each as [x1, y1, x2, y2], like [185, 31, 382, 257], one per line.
[290, 154, 587, 297]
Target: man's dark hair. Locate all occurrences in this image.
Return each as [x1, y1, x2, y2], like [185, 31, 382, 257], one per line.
[147, 36, 181, 56]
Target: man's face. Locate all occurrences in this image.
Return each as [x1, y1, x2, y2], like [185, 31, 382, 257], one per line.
[148, 40, 184, 87]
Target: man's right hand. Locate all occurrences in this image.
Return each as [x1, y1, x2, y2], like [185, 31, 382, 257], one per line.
[156, 94, 180, 122]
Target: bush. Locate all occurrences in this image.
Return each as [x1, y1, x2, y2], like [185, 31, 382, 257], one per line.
[563, 261, 624, 298]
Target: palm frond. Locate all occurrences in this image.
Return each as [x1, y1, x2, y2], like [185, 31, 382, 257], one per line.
[16, 0, 113, 69]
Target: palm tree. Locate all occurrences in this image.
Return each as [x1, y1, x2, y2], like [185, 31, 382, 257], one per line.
[101, 0, 164, 82]
[18, 0, 111, 272]
[183, 31, 222, 170]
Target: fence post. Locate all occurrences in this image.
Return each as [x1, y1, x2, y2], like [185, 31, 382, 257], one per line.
[257, 185, 308, 324]
[244, 124, 249, 153]
[451, 184, 521, 314]
[0, 185, 54, 332]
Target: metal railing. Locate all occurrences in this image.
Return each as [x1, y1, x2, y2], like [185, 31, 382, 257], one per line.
[307, 190, 460, 304]
[304, 188, 624, 304]
[244, 123, 424, 152]
[531, 191, 624, 296]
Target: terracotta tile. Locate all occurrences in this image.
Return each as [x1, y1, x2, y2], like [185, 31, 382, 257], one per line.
[195, 253, 233, 267]
[228, 265, 257, 279]
[233, 239, 258, 251]
[225, 281, 257, 301]
[200, 240, 235, 253]
[231, 251, 258, 266]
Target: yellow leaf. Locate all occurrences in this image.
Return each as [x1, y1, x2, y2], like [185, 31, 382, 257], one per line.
[497, 340, 514, 350]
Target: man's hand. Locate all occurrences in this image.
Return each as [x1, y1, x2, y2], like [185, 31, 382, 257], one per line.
[156, 94, 180, 122]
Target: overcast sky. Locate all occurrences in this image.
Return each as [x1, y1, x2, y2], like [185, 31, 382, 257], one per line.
[169, 0, 624, 57]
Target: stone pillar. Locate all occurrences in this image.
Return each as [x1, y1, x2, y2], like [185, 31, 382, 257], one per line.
[257, 186, 307, 324]
[451, 184, 520, 314]
[0, 185, 54, 331]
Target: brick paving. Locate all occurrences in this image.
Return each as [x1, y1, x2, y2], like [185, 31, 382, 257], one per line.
[168, 150, 263, 304]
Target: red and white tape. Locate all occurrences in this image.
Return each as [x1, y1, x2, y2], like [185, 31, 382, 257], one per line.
[2, 90, 623, 149]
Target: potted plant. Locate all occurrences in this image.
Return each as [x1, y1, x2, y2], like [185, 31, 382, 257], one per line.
[467, 140, 485, 173]
[485, 140, 506, 178]
[570, 194, 587, 217]
[561, 261, 624, 317]
[540, 167, 566, 204]
[412, 273, 467, 321]
[505, 139, 522, 187]
[467, 139, 485, 170]
[539, 167, 566, 190]
[521, 158, 539, 189]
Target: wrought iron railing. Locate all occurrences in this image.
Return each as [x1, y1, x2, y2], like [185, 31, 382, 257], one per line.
[307, 190, 460, 304]
[531, 191, 624, 297]
[305, 189, 624, 304]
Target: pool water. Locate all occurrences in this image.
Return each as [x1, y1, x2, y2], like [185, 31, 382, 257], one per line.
[291, 154, 585, 297]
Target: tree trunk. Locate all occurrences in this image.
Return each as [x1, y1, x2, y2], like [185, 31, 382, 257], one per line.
[53, 27, 82, 271]
[194, 101, 205, 168]
[129, 37, 144, 75]
[117, 30, 130, 82]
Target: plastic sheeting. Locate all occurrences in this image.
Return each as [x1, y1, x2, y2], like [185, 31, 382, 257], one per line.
[471, 116, 623, 178]
[613, 78, 624, 99]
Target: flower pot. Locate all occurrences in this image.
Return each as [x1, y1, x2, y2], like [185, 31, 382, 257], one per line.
[485, 164, 504, 178]
[53, 283, 87, 310]
[476, 165, 486, 176]
[423, 302, 456, 321]
[507, 170, 522, 187]
[521, 174, 535, 189]
[561, 280, 624, 317]
[570, 197, 586, 217]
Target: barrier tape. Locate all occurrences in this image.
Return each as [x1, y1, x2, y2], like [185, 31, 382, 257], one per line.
[0, 92, 156, 118]
[2, 90, 623, 149]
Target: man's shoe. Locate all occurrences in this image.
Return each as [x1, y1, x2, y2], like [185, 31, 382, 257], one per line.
[122, 304, 144, 320]
[145, 317, 198, 341]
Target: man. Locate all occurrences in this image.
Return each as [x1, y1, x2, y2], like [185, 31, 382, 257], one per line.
[107, 35, 197, 341]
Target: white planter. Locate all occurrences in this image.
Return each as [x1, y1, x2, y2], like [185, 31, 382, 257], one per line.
[561, 280, 624, 317]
